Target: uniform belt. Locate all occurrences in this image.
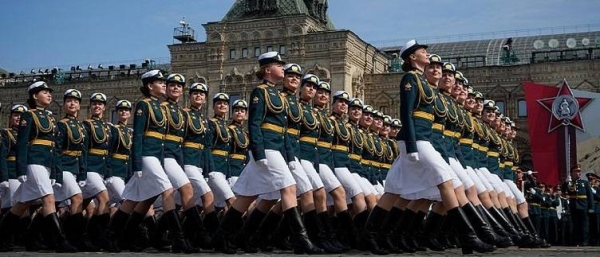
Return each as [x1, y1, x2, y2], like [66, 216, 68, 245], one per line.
[530, 203, 540, 207]
[165, 134, 183, 143]
[349, 154, 361, 161]
[454, 132, 461, 138]
[62, 150, 82, 157]
[212, 149, 228, 157]
[299, 136, 317, 145]
[145, 131, 164, 140]
[472, 143, 481, 150]
[506, 161, 514, 166]
[317, 141, 332, 149]
[443, 130, 455, 138]
[432, 123, 444, 131]
[332, 145, 348, 152]
[229, 153, 247, 161]
[7, 156, 16, 161]
[487, 151, 499, 157]
[183, 142, 204, 150]
[413, 111, 434, 122]
[382, 163, 392, 169]
[287, 128, 300, 136]
[550, 207, 556, 210]
[371, 161, 382, 168]
[30, 139, 54, 147]
[568, 195, 587, 199]
[89, 148, 108, 156]
[460, 138, 473, 145]
[360, 159, 372, 166]
[261, 123, 284, 134]
[499, 163, 506, 169]
[111, 153, 129, 160]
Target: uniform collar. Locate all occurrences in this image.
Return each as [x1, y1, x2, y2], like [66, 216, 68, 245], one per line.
[35, 107, 45, 111]
[91, 116, 101, 121]
[149, 96, 159, 101]
[263, 80, 276, 87]
[213, 114, 225, 120]
[65, 114, 77, 119]
[282, 87, 296, 94]
[118, 121, 127, 126]
[167, 98, 178, 104]
[230, 121, 243, 126]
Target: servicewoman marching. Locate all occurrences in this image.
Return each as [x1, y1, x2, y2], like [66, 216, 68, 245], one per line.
[54, 89, 100, 251]
[106, 100, 132, 212]
[215, 52, 322, 254]
[182, 82, 217, 248]
[0, 105, 28, 213]
[361, 40, 494, 255]
[227, 99, 249, 187]
[207, 92, 236, 209]
[99, 70, 195, 253]
[162, 73, 201, 251]
[0, 81, 77, 252]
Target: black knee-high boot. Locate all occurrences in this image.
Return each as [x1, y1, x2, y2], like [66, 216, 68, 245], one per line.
[283, 207, 324, 254]
[213, 208, 244, 254]
[235, 209, 266, 253]
[421, 211, 446, 251]
[521, 216, 546, 248]
[360, 206, 389, 255]
[406, 210, 427, 251]
[447, 207, 496, 254]
[45, 212, 77, 253]
[24, 213, 48, 251]
[376, 207, 402, 253]
[0, 211, 20, 252]
[121, 211, 148, 252]
[477, 205, 513, 241]
[317, 211, 344, 251]
[98, 209, 129, 252]
[248, 210, 282, 252]
[351, 210, 369, 250]
[304, 210, 342, 253]
[391, 208, 418, 253]
[183, 206, 211, 249]
[463, 203, 512, 248]
[164, 209, 198, 253]
[335, 210, 354, 251]
[69, 213, 99, 252]
[203, 210, 219, 237]
[488, 207, 521, 242]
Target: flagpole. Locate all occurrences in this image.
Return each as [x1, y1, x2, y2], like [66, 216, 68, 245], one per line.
[565, 124, 571, 181]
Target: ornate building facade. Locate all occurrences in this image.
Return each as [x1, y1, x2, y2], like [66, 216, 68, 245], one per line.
[1, 0, 600, 169]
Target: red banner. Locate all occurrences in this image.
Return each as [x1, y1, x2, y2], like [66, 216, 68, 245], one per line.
[523, 82, 560, 185]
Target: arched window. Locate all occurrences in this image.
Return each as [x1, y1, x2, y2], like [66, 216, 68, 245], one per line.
[517, 99, 527, 117]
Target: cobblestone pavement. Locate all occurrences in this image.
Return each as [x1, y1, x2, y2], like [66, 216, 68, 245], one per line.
[2, 247, 600, 256]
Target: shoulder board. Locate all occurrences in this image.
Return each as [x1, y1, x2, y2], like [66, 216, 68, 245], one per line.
[228, 124, 237, 129]
[60, 118, 70, 122]
[345, 123, 352, 128]
[182, 107, 191, 112]
[328, 116, 336, 121]
[408, 70, 419, 75]
[210, 118, 218, 122]
[257, 84, 268, 89]
[142, 98, 152, 103]
[160, 102, 169, 106]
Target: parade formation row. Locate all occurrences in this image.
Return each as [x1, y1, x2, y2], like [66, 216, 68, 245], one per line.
[0, 40, 593, 255]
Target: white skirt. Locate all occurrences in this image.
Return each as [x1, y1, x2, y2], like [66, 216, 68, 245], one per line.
[232, 150, 296, 197]
[184, 165, 212, 205]
[261, 157, 313, 200]
[319, 164, 342, 193]
[0, 179, 21, 208]
[13, 164, 53, 203]
[334, 167, 363, 198]
[54, 171, 82, 202]
[300, 159, 324, 190]
[504, 180, 526, 204]
[164, 158, 191, 190]
[122, 157, 173, 202]
[208, 171, 235, 207]
[466, 166, 488, 194]
[82, 172, 108, 199]
[475, 168, 495, 192]
[106, 176, 125, 206]
[480, 167, 505, 194]
[385, 141, 455, 196]
[353, 173, 376, 196]
[449, 158, 475, 189]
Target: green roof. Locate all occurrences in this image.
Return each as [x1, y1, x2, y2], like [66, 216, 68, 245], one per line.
[222, 0, 334, 30]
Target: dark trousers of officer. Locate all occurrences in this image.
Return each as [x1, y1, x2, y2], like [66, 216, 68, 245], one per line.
[589, 213, 599, 246]
[532, 213, 541, 236]
[548, 216, 559, 245]
[540, 216, 549, 242]
[559, 215, 573, 246]
[572, 209, 589, 246]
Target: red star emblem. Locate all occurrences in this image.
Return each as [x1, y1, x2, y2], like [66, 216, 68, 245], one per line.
[537, 79, 593, 132]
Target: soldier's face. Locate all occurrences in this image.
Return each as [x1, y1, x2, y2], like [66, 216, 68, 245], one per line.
[411, 48, 430, 67]
[381, 124, 390, 136]
[64, 97, 80, 115]
[511, 130, 516, 139]
[232, 107, 247, 123]
[213, 100, 229, 116]
[349, 106, 362, 122]
[483, 109, 495, 123]
[118, 109, 131, 121]
[452, 81, 463, 98]
[571, 170, 580, 179]
[474, 99, 484, 113]
[390, 127, 400, 137]
[166, 83, 183, 100]
[440, 72, 455, 92]
[360, 112, 373, 127]
[190, 91, 206, 106]
[284, 74, 301, 91]
[458, 86, 467, 103]
[266, 63, 285, 81]
[91, 101, 105, 117]
[314, 89, 329, 107]
[300, 83, 316, 101]
[35, 90, 53, 107]
[10, 113, 20, 127]
[465, 95, 476, 110]
[504, 125, 512, 136]
[332, 99, 348, 115]
[149, 80, 166, 97]
[425, 63, 442, 84]
[372, 117, 383, 130]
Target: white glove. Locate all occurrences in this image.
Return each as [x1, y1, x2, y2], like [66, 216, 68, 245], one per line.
[592, 188, 597, 194]
[529, 188, 536, 194]
[50, 179, 56, 186]
[256, 159, 268, 168]
[0, 181, 9, 189]
[17, 175, 27, 183]
[104, 177, 114, 185]
[407, 152, 419, 162]
[78, 180, 87, 188]
[589, 209, 595, 213]
[135, 171, 143, 178]
[527, 170, 533, 176]
[288, 161, 297, 170]
[54, 183, 62, 188]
